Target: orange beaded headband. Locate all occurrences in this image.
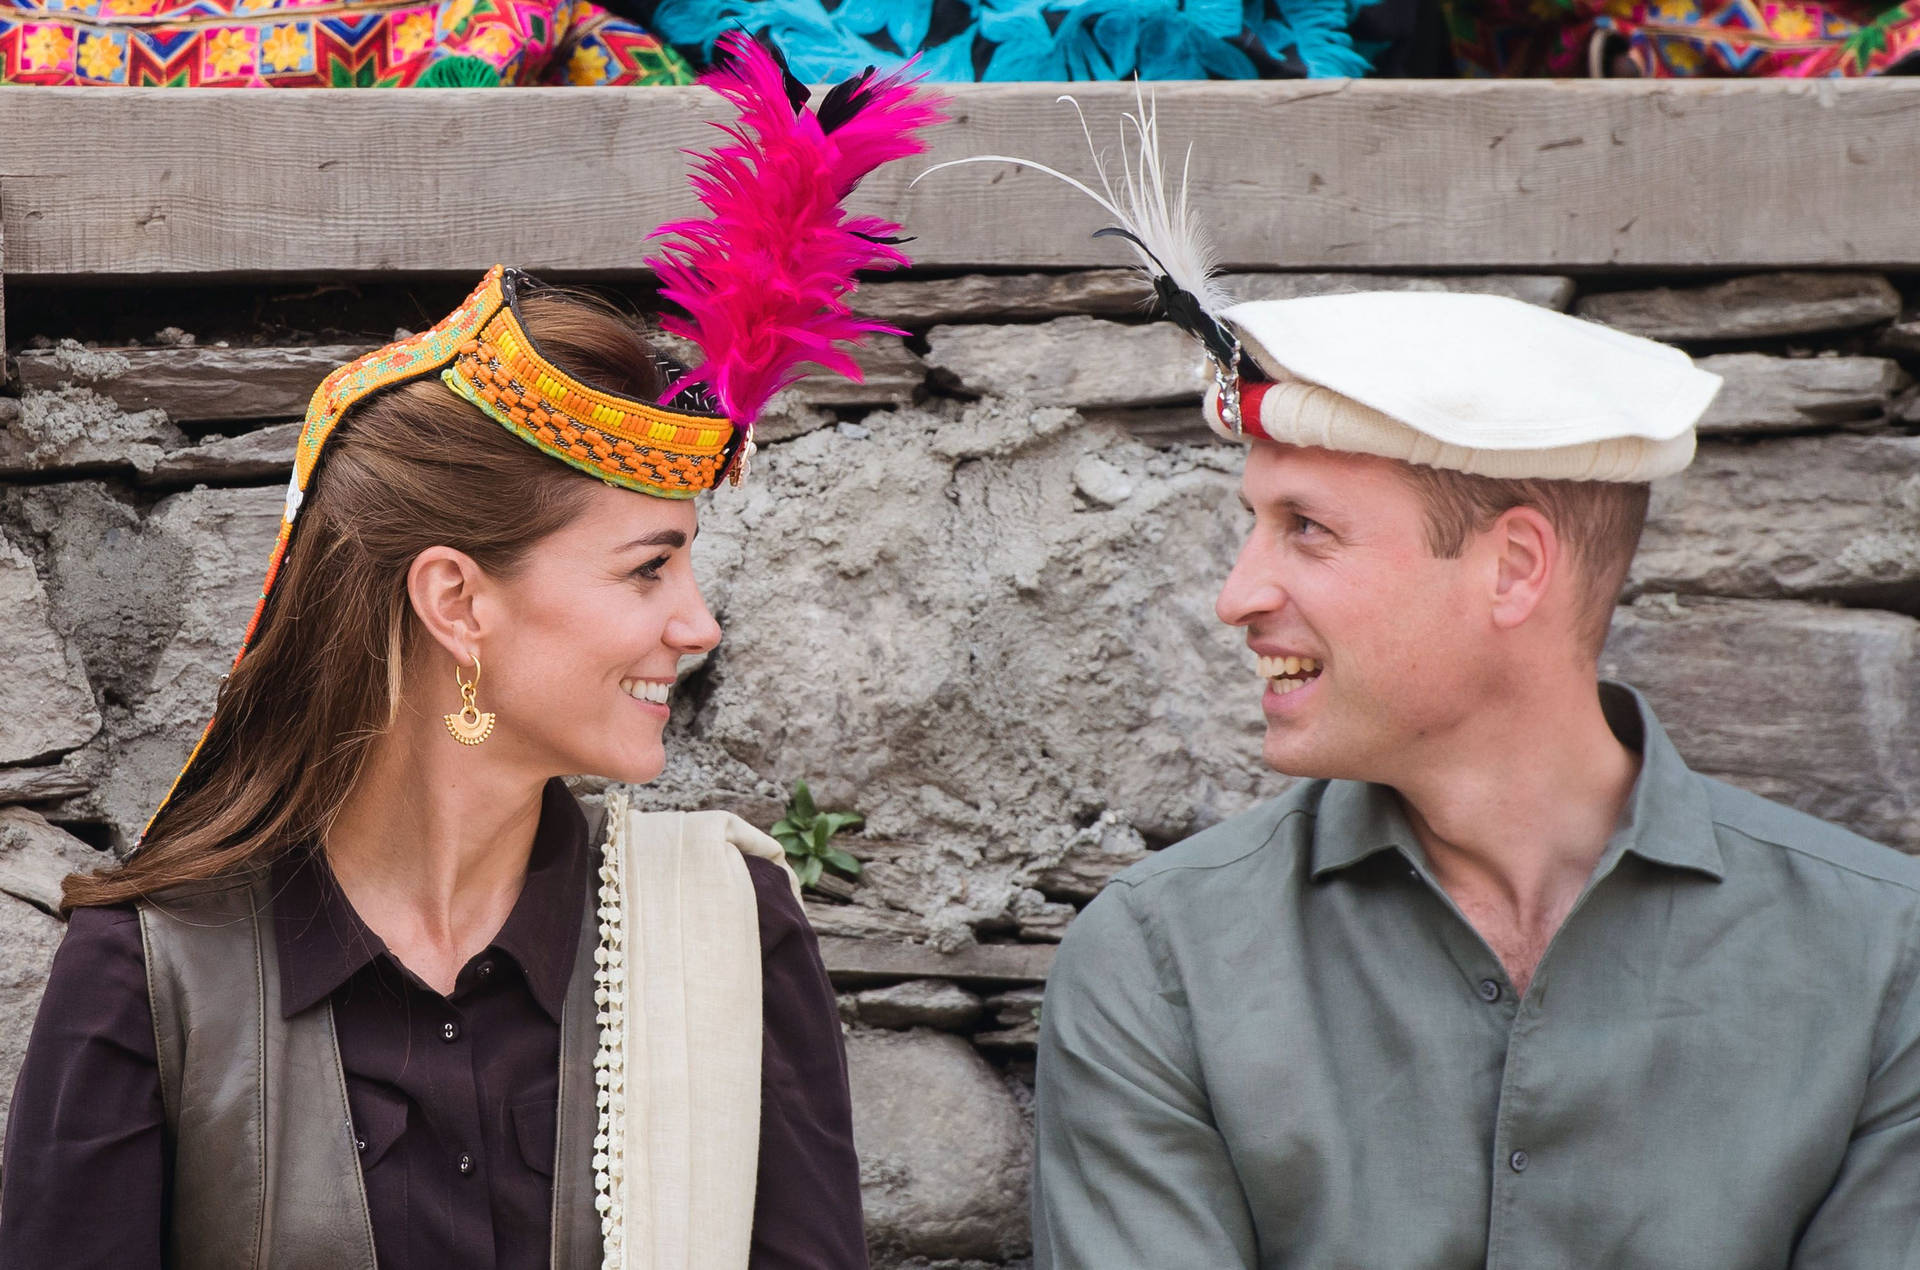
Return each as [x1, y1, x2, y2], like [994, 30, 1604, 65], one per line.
[139, 265, 739, 841]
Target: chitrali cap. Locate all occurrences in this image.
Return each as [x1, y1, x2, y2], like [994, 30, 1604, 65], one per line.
[1201, 291, 1719, 482]
[141, 34, 944, 843]
[924, 92, 1720, 484]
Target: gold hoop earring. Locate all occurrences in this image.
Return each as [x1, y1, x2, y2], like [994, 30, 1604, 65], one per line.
[444, 653, 496, 746]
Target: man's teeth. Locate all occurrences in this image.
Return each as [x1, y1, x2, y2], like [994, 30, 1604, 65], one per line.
[622, 679, 671, 705]
[1256, 655, 1322, 694]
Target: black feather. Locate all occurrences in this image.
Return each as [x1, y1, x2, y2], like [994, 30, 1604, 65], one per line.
[1093, 226, 1238, 368]
[817, 66, 878, 134]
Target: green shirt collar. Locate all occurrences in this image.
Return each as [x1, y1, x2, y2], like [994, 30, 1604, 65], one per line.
[1309, 682, 1726, 883]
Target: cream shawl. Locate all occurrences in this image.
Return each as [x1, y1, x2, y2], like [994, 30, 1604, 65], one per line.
[591, 788, 800, 1270]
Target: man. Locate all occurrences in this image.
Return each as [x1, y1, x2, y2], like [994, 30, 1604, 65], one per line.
[1032, 291, 1920, 1268]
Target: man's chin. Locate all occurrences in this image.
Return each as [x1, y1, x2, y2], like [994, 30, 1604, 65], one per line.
[1261, 730, 1363, 782]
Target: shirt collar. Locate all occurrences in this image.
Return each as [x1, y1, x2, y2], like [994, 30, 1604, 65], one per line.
[275, 777, 592, 1020]
[1310, 681, 1724, 883]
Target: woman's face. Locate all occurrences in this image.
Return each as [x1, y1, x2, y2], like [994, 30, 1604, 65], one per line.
[473, 481, 720, 785]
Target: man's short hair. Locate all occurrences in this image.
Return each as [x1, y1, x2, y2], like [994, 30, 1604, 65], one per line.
[1392, 466, 1651, 656]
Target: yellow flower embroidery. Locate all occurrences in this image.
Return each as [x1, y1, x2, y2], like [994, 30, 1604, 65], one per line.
[1772, 5, 1817, 40]
[23, 25, 73, 68]
[394, 11, 434, 56]
[466, 24, 512, 57]
[77, 30, 122, 78]
[568, 42, 608, 84]
[103, 0, 162, 16]
[1662, 37, 1703, 68]
[238, 0, 278, 11]
[440, 0, 475, 33]
[206, 27, 254, 75]
[260, 23, 308, 71]
[1651, 0, 1695, 22]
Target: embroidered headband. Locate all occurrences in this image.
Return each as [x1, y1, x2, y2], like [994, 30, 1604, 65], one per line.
[140, 33, 944, 843]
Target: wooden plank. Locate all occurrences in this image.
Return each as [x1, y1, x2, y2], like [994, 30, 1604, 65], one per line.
[817, 935, 1055, 986]
[3, 82, 1920, 276]
[16, 344, 375, 423]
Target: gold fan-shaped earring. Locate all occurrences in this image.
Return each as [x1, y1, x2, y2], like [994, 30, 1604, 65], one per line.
[444, 653, 496, 746]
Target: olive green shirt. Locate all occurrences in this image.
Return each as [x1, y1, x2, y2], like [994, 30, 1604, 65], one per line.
[1034, 684, 1920, 1269]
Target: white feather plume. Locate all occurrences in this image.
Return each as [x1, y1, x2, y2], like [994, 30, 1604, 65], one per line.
[915, 82, 1236, 320]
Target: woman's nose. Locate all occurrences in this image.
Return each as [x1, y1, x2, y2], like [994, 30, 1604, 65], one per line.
[668, 582, 723, 655]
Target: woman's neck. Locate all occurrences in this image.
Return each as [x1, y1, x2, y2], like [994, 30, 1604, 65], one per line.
[322, 700, 549, 995]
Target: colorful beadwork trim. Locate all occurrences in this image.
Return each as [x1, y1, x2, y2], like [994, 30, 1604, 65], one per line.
[442, 300, 735, 500]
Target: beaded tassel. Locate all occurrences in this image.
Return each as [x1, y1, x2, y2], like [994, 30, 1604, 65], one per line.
[594, 786, 631, 1270]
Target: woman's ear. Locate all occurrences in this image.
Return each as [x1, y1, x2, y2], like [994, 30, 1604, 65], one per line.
[406, 546, 490, 662]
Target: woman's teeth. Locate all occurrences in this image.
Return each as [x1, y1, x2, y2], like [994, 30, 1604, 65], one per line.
[1257, 655, 1322, 694]
[621, 678, 671, 705]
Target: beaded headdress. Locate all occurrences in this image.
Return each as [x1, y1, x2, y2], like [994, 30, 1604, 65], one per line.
[140, 33, 943, 842]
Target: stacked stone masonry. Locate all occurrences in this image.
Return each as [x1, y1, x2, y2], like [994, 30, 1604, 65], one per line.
[3, 267, 1918, 1266]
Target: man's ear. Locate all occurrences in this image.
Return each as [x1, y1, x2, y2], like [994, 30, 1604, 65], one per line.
[1487, 505, 1557, 633]
[407, 546, 490, 663]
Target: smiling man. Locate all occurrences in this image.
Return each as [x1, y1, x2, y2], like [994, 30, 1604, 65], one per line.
[1031, 292, 1920, 1269]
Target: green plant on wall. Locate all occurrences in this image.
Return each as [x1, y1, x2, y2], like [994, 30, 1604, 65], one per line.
[770, 780, 865, 890]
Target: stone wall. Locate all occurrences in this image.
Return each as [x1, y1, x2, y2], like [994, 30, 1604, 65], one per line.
[3, 268, 1918, 1266]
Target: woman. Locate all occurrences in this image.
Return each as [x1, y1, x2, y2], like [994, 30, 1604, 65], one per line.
[0, 39, 941, 1269]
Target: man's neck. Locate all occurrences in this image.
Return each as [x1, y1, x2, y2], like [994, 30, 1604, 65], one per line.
[1390, 680, 1641, 996]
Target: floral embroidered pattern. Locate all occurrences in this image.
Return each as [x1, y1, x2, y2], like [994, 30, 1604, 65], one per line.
[2, 0, 694, 84]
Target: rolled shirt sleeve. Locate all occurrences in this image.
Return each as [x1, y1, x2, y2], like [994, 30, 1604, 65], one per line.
[1790, 904, 1920, 1267]
[1032, 883, 1257, 1270]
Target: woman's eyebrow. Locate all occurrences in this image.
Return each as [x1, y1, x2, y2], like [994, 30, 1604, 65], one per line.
[617, 529, 688, 552]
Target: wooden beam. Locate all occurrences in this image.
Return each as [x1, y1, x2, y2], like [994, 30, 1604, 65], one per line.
[818, 935, 1055, 986]
[3, 81, 1920, 277]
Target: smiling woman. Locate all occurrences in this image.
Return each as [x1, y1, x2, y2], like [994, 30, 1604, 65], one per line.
[0, 278, 862, 1270]
[0, 31, 943, 1270]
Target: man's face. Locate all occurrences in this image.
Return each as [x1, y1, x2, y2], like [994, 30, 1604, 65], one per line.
[1215, 442, 1495, 783]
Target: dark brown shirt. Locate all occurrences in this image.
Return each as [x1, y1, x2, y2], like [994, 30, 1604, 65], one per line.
[0, 780, 867, 1269]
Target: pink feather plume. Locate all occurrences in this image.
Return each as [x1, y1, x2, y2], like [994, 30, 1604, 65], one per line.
[648, 33, 946, 444]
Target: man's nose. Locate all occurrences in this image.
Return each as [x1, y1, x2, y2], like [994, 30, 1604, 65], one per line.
[1216, 535, 1287, 628]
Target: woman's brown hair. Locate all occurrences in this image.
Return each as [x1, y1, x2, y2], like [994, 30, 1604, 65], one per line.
[62, 290, 666, 911]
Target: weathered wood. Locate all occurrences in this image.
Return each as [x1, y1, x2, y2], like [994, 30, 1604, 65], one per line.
[15, 344, 374, 424]
[0, 765, 90, 805]
[1577, 273, 1901, 340]
[142, 421, 299, 485]
[818, 935, 1055, 985]
[1217, 272, 1577, 311]
[1694, 353, 1908, 434]
[7, 82, 1920, 277]
[857, 270, 1148, 325]
[926, 316, 1205, 408]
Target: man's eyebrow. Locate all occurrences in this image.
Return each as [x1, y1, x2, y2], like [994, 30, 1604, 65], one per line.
[1242, 493, 1333, 520]
[617, 529, 688, 551]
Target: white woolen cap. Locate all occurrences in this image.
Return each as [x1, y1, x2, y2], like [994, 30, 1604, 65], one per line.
[1201, 291, 1721, 482]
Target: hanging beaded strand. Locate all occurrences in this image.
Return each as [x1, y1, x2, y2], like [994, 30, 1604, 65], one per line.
[593, 786, 630, 1270]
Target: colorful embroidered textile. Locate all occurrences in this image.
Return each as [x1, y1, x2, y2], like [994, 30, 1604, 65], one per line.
[625, 0, 1436, 81]
[0, 0, 693, 86]
[1444, 0, 1920, 74]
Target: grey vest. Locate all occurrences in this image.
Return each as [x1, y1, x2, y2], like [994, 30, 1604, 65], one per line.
[138, 873, 603, 1269]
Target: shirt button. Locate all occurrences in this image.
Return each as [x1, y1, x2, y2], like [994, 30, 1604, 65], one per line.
[457, 1152, 475, 1176]
[477, 961, 494, 980]
[1510, 1150, 1530, 1173]
[1478, 979, 1502, 1003]
[355, 1137, 367, 1154]
[442, 1020, 461, 1043]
